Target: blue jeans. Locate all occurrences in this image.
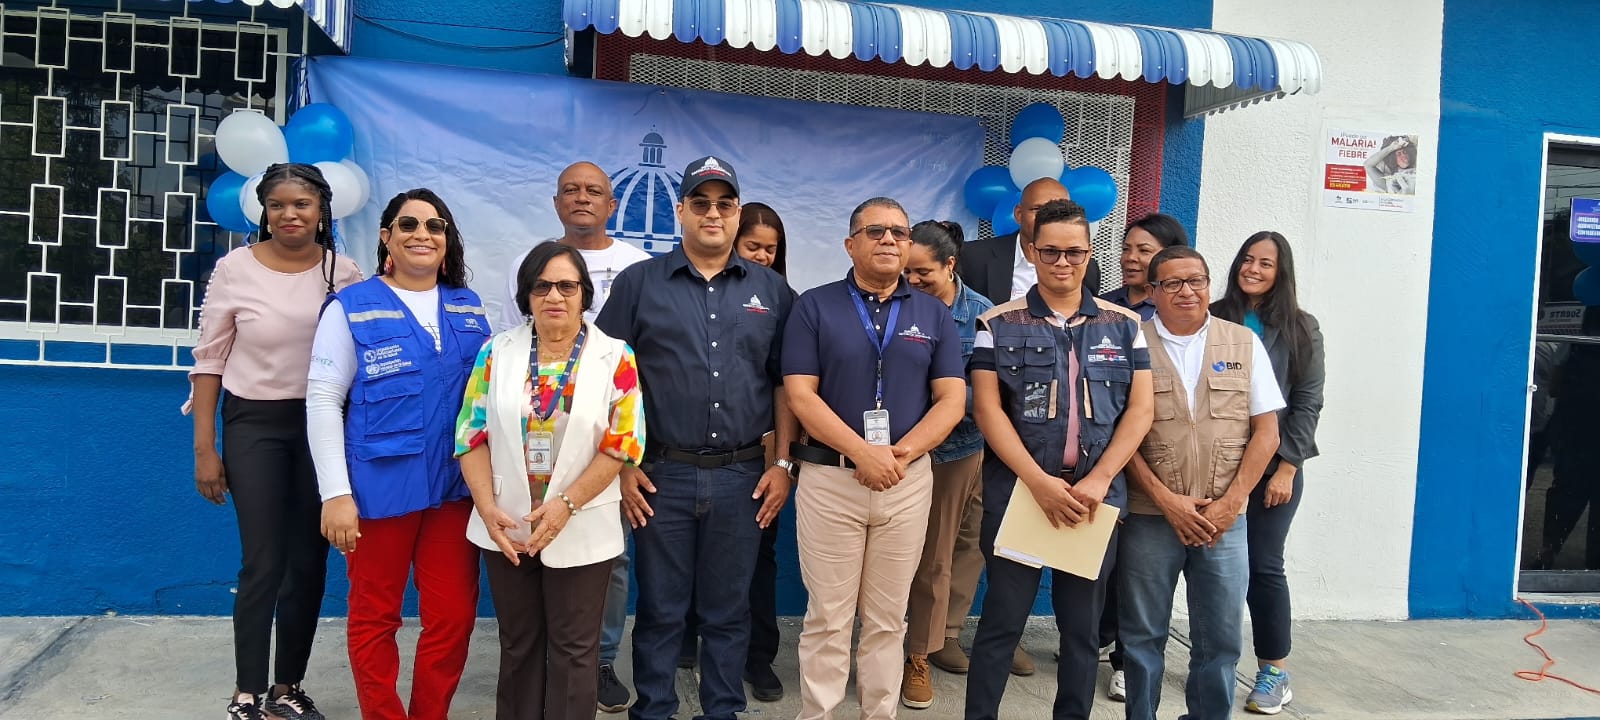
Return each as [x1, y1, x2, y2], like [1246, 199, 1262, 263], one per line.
[1118, 512, 1250, 720]
[598, 526, 631, 665]
[628, 458, 763, 720]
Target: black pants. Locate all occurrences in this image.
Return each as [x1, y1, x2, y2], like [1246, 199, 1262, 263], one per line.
[680, 514, 781, 669]
[1245, 467, 1304, 661]
[965, 477, 1117, 720]
[483, 550, 611, 720]
[1097, 564, 1122, 670]
[222, 394, 329, 694]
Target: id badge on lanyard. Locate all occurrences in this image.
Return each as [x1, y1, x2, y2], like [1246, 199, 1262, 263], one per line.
[849, 289, 900, 447]
[527, 429, 554, 474]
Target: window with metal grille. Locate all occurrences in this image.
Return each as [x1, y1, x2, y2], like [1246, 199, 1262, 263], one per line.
[593, 35, 1168, 292]
[0, 6, 290, 369]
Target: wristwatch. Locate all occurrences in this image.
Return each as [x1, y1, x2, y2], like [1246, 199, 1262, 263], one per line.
[773, 458, 798, 479]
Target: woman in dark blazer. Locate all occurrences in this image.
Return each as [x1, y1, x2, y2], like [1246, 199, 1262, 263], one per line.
[1211, 231, 1325, 717]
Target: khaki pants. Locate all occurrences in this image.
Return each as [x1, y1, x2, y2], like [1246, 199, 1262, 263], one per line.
[796, 455, 934, 720]
[905, 450, 984, 655]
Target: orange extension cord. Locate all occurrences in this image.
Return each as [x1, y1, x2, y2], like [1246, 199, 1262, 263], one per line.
[1512, 598, 1600, 695]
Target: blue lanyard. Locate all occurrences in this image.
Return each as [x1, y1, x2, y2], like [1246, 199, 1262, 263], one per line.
[848, 288, 901, 410]
[529, 326, 586, 422]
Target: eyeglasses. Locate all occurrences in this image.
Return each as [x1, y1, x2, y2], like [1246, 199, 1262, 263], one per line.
[1153, 275, 1211, 294]
[851, 224, 913, 242]
[392, 216, 448, 235]
[686, 198, 739, 216]
[532, 280, 583, 298]
[1032, 246, 1091, 266]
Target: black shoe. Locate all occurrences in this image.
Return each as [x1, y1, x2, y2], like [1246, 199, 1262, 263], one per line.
[226, 696, 266, 720]
[263, 685, 325, 720]
[744, 663, 784, 702]
[597, 663, 631, 713]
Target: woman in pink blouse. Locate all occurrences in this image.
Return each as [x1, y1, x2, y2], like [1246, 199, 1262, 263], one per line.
[189, 163, 361, 720]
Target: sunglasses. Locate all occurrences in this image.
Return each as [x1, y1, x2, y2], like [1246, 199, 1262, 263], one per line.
[1032, 246, 1091, 266]
[532, 280, 583, 298]
[391, 216, 448, 235]
[851, 224, 912, 242]
[686, 198, 739, 217]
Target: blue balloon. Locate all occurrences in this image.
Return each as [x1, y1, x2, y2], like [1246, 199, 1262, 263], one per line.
[1010, 102, 1064, 148]
[991, 191, 1022, 236]
[1575, 268, 1600, 306]
[284, 103, 355, 164]
[963, 166, 1017, 218]
[1574, 241, 1600, 268]
[1062, 166, 1119, 222]
[205, 172, 256, 232]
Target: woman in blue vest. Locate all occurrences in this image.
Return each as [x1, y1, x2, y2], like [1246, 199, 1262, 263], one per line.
[306, 188, 491, 720]
[1210, 231, 1325, 716]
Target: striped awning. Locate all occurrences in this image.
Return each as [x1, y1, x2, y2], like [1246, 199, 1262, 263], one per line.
[562, 0, 1322, 115]
[174, 0, 351, 53]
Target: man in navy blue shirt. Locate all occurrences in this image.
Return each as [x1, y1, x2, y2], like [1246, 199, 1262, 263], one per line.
[596, 156, 799, 720]
[781, 197, 966, 720]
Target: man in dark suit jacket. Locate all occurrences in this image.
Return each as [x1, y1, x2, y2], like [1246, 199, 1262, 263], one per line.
[960, 178, 1101, 304]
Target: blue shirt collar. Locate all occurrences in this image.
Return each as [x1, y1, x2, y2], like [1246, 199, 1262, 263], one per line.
[845, 269, 914, 300]
[1024, 283, 1100, 320]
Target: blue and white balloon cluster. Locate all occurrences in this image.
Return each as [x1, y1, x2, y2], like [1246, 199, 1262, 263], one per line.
[205, 104, 372, 233]
[962, 102, 1120, 236]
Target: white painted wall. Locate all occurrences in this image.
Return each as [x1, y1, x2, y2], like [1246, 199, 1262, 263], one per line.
[1194, 0, 1445, 619]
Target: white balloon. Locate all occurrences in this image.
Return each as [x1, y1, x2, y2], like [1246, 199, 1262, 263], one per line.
[239, 173, 265, 228]
[339, 158, 372, 213]
[215, 111, 288, 177]
[316, 161, 363, 219]
[1008, 137, 1065, 190]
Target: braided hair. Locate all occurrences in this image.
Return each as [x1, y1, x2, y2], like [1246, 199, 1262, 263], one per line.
[256, 162, 338, 293]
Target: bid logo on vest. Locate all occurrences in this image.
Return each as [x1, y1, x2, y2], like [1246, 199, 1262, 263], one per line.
[1211, 360, 1243, 372]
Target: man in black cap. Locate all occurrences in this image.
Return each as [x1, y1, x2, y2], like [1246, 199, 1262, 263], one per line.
[598, 156, 799, 720]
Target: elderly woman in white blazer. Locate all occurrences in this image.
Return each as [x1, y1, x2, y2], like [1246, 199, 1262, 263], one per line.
[454, 242, 645, 720]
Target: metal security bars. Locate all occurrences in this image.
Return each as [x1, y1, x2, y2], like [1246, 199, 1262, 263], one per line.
[0, 5, 290, 369]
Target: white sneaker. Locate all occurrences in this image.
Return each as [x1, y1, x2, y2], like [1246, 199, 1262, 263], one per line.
[1107, 669, 1126, 702]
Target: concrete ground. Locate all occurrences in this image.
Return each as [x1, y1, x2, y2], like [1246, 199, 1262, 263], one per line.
[1, 615, 1598, 719]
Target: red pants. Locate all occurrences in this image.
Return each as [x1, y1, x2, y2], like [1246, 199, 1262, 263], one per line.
[346, 500, 479, 720]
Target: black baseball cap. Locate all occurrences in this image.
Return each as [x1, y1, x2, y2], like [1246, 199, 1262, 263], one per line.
[680, 156, 740, 197]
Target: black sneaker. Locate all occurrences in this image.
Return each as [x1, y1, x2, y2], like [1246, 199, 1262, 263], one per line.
[263, 685, 325, 720]
[596, 663, 631, 713]
[744, 663, 784, 702]
[226, 696, 265, 720]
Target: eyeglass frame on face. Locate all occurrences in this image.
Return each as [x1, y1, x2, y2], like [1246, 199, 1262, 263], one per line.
[685, 197, 739, 217]
[1030, 243, 1092, 266]
[1151, 275, 1211, 294]
[850, 224, 913, 242]
[531, 280, 583, 298]
[391, 215, 448, 235]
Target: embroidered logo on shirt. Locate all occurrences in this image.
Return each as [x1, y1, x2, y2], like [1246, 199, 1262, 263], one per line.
[462, 317, 483, 331]
[1088, 336, 1125, 363]
[1211, 360, 1243, 372]
[898, 324, 932, 344]
[363, 344, 403, 363]
[743, 294, 770, 314]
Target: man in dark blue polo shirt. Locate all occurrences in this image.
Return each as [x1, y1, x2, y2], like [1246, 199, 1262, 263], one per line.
[596, 156, 799, 720]
[781, 196, 966, 720]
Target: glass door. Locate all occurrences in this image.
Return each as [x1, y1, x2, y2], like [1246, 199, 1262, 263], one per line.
[1521, 140, 1600, 593]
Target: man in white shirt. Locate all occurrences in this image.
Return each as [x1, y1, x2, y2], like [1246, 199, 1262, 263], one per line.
[499, 160, 650, 712]
[1118, 245, 1284, 720]
[498, 161, 651, 331]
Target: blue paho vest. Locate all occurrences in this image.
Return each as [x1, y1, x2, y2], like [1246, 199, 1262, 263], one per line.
[339, 277, 489, 520]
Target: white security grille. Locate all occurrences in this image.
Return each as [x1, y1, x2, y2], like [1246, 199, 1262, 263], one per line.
[0, 5, 291, 369]
[627, 54, 1135, 290]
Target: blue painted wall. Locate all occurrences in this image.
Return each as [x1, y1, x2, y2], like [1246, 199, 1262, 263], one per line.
[1412, 0, 1600, 619]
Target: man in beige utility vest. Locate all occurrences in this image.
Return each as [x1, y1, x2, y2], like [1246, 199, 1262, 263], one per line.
[1118, 245, 1284, 720]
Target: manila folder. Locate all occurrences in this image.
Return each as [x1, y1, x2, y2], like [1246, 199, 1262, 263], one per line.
[993, 482, 1119, 580]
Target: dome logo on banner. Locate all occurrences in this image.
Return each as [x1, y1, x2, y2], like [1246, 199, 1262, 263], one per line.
[608, 131, 687, 255]
[961, 102, 1121, 230]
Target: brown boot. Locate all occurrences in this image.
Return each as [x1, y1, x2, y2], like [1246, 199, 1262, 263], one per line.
[901, 655, 934, 709]
[927, 637, 970, 674]
[1010, 645, 1036, 676]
